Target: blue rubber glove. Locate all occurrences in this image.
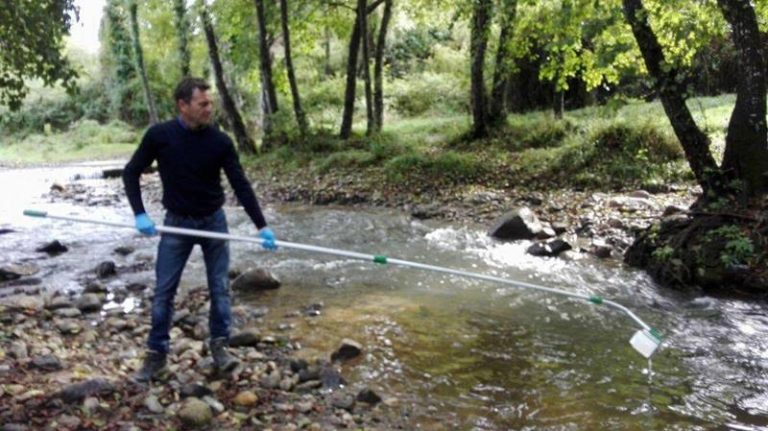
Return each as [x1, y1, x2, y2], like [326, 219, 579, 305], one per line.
[135, 213, 157, 236]
[258, 227, 277, 250]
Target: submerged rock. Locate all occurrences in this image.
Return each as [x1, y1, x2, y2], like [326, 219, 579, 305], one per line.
[527, 239, 573, 257]
[331, 339, 363, 362]
[35, 240, 68, 255]
[357, 388, 382, 405]
[94, 261, 117, 279]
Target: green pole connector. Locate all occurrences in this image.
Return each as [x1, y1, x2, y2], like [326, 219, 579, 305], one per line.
[649, 328, 663, 342]
[373, 255, 388, 265]
[23, 210, 48, 218]
[589, 295, 604, 305]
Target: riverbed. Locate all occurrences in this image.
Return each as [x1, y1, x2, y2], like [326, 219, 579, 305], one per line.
[1, 163, 766, 430]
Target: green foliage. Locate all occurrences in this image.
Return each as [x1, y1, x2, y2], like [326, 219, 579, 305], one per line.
[389, 72, 467, 116]
[503, 116, 573, 150]
[705, 225, 755, 267]
[0, 0, 79, 109]
[385, 150, 488, 182]
[0, 119, 137, 164]
[0, 79, 111, 136]
[652, 245, 675, 262]
[386, 27, 453, 77]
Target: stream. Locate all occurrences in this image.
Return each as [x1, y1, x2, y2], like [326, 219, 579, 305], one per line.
[1, 162, 766, 430]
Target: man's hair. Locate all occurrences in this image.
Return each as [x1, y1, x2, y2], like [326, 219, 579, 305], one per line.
[174, 77, 210, 103]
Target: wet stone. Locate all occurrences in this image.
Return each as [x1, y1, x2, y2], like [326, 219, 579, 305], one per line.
[54, 307, 82, 318]
[320, 366, 346, 389]
[57, 378, 116, 403]
[113, 246, 135, 256]
[330, 392, 356, 411]
[290, 358, 309, 373]
[94, 261, 117, 279]
[178, 397, 213, 428]
[229, 328, 261, 347]
[35, 240, 68, 255]
[144, 395, 164, 414]
[46, 296, 74, 310]
[83, 281, 108, 294]
[331, 339, 363, 362]
[76, 293, 103, 313]
[56, 320, 82, 335]
[231, 268, 281, 291]
[126, 283, 147, 293]
[180, 383, 213, 399]
[488, 207, 543, 241]
[233, 390, 259, 407]
[356, 388, 382, 405]
[30, 355, 63, 372]
[9, 341, 28, 360]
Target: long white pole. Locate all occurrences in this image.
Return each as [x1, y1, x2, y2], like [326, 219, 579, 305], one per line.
[24, 209, 662, 356]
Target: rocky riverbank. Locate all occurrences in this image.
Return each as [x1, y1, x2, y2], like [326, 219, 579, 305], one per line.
[249, 166, 700, 261]
[0, 257, 404, 431]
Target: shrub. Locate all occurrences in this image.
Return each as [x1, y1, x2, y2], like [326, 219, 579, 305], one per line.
[385, 150, 487, 182]
[389, 73, 467, 117]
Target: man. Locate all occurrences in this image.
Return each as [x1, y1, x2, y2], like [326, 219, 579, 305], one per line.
[123, 77, 277, 382]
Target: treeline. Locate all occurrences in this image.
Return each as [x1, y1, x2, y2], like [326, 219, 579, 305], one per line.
[3, 0, 768, 198]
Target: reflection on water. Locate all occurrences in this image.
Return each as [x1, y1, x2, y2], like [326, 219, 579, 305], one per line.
[1, 164, 767, 430]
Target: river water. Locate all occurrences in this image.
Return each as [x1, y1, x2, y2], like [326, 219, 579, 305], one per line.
[1, 163, 766, 430]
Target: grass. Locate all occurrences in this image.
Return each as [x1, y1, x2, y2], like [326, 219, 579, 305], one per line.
[0, 119, 138, 165]
[0, 92, 739, 192]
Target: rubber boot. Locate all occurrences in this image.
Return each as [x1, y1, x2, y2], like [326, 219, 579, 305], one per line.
[132, 350, 167, 383]
[210, 337, 239, 373]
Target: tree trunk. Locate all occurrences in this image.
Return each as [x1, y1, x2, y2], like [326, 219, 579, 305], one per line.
[716, 0, 768, 197]
[360, 0, 374, 135]
[127, 0, 158, 125]
[470, 0, 493, 139]
[173, 0, 191, 77]
[200, 3, 256, 154]
[254, 0, 279, 147]
[553, 89, 564, 119]
[489, 0, 515, 126]
[324, 27, 333, 77]
[339, 0, 365, 139]
[279, 0, 308, 135]
[622, 0, 721, 192]
[373, 0, 392, 132]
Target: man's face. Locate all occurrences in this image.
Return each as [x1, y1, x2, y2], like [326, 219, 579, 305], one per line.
[178, 88, 214, 129]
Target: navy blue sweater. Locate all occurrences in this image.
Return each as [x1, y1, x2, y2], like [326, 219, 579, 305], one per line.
[123, 120, 267, 229]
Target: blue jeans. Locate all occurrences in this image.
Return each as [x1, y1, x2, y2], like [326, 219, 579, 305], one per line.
[147, 208, 231, 354]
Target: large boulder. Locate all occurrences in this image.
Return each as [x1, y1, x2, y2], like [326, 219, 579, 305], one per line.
[488, 207, 544, 241]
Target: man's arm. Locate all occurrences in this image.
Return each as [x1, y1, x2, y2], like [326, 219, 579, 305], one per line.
[222, 140, 268, 229]
[123, 127, 159, 216]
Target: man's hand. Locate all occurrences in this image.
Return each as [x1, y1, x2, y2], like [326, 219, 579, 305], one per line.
[135, 213, 157, 236]
[258, 227, 277, 250]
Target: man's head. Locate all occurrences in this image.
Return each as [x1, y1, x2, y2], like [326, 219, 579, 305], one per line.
[174, 77, 214, 129]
